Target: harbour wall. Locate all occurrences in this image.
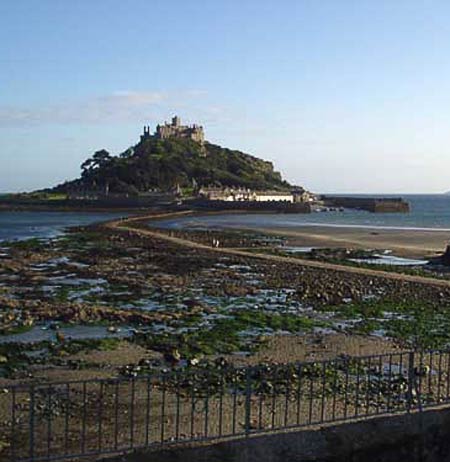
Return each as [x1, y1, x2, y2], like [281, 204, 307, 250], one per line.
[0, 196, 178, 210]
[189, 199, 312, 213]
[322, 196, 410, 213]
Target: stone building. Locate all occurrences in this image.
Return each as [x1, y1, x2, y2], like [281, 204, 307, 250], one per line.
[140, 116, 205, 145]
[292, 187, 316, 203]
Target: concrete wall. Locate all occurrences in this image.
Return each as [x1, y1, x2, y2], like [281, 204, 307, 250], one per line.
[321, 196, 410, 213]
[0, 196, 178, 210]
[254, 194, 294, 202]
[190, 199, 311, 213]
[105, 407, 450, 462]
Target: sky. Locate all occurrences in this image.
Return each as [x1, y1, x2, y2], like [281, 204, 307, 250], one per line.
[1, 0, 450, 194]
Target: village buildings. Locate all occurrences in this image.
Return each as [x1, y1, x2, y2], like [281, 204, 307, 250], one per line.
[198, 186, 315, 203]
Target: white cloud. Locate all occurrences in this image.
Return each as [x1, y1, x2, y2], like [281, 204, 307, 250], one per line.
[0, 90, 205, 126]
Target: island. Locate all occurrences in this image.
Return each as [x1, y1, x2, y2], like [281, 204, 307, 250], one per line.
[1, 116, 409, 214]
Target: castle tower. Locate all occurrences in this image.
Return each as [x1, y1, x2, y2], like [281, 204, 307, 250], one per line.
[152, 116, 206, 151]
[140, 125, 151, 142]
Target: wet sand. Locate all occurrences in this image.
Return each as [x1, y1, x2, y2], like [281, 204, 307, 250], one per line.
[245, 225, 450, 259]
[229, 333, 402, 367]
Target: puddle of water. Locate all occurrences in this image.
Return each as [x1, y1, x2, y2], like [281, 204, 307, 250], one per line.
[49, 256, 71, 265]
[372, 329, 388, 338]
[332, 319, 361, 330]
[48, 277, 108, 286]
[282, 245, 427, 267]
[229, 264, 253, 271]
[0, 324, 133, 344]
[313, 326, 336, 335]
[350, 254, 428, 266]
[283, 246, 315, 253]
[68, 286, 106, 301]
[381, 311, 412, 321]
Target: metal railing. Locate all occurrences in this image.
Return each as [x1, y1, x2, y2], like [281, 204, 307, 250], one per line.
[1, 349, 450, 461]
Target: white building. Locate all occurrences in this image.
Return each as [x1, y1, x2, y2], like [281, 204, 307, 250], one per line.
[198, 186, 316, 203]
[252, 191, 294, 202]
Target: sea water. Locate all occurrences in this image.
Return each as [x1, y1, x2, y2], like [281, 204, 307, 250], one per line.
[153, 195, 450, 232]
[0, 211, 126, 242]
[2, 195, 450, 243]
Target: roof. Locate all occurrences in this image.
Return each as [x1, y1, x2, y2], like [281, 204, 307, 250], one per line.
[254, 191, 293, 196]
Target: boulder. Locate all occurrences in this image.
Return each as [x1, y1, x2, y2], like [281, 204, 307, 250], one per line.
[443, 245, 450, 264]
[433, 244, 450, 266]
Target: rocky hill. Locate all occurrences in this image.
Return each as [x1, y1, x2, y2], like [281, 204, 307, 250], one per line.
[54, 135, 292, 194]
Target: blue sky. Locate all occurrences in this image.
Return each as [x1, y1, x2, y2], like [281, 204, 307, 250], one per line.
[1, 0, 450, 193]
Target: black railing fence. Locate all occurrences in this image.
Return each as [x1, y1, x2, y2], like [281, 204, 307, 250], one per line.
[1, 350, 450, 461]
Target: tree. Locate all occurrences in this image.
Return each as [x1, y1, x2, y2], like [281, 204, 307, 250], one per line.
[81, 150, 112, 176]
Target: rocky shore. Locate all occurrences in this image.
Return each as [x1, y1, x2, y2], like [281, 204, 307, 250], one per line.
[0, 212, 449, 386]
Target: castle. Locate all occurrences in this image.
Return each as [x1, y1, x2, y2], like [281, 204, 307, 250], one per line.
[140, 116, 205, 145]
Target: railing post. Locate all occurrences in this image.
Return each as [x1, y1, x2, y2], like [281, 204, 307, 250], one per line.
[11, 387, 16, 462]
[245, 367, 252, 436]
[29, 385, 35, 461]
[407, 351, 415, 412]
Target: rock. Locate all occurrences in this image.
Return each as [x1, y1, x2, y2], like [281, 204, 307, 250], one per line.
[414, 365, 430, 377]
[164, 348, 181, 366]
[432, 245, 450, 266]
[0, 440, 10, 452]
[189, 357, 200, 367]
[214, 357, 228, 369]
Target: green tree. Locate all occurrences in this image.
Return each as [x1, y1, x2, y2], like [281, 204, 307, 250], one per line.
[81, 150, 112, 176]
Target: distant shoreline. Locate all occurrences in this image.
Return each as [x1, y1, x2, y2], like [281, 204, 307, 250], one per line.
[150, 213, 450, 259]
[162, 217, 450, 233]
[0, 203, 164, 213]
[232, 225, 448, 259]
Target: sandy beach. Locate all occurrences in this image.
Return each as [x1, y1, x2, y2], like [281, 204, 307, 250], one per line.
[245, 225, 450, 259]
